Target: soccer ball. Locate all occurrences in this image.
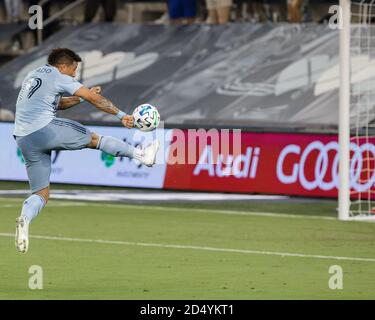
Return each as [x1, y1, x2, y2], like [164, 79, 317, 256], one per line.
[133, 104, 160, 132]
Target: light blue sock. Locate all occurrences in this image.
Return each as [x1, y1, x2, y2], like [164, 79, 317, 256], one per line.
[21, 194, 46, 223]
[97, 136, 137, 158]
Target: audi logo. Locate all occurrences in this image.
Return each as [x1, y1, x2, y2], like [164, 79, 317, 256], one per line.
[277, 141, 375, 192]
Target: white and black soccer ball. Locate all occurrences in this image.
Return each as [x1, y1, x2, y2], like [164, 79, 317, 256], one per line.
[133, 104, 160, 132]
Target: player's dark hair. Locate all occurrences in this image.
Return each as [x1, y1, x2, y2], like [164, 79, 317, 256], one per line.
[47, 48, 82, 66]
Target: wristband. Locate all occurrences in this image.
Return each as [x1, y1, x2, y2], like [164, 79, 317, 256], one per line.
[116, 110, 127, 120]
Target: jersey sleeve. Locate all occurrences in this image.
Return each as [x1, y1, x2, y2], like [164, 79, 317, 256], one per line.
[54, 73, 83, 95]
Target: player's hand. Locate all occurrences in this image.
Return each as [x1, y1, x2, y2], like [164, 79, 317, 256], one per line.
[90, 86, 101, 94]
[122, 115, 134, 129]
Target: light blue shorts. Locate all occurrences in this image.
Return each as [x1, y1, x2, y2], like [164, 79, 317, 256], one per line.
[16, 118, 92, 193]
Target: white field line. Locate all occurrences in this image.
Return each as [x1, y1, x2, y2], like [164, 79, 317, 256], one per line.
[0, 201, 336, 221]
[0, 190, 290, 201]
[0, 232, 374, 263]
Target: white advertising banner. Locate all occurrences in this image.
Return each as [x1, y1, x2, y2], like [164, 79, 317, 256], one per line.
[0, 123, 28, 182]
[0, 122, 171, 189]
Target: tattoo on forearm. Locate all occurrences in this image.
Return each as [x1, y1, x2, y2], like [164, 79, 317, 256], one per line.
[95, 96, 120, 115]
[58, 97, 80, 110]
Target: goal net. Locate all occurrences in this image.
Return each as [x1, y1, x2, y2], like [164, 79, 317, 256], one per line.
[339, 0, 375, 220]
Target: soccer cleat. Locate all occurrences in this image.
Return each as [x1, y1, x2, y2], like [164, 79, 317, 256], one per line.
[140, 140, 160, 167]
[15, 216, 29, 254]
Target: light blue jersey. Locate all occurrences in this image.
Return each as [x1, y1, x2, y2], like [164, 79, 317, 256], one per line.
[14, 64, 83, 137]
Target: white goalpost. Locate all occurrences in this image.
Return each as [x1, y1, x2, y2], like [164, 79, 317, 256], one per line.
[339, 0, 375, 221]
[339, 0, 351, 221]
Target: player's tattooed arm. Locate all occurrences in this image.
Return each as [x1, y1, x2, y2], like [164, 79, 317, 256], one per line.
[74, 87, 119, 115]
[58, 97, 81, 110]
[59, 87, 101, 110]
[93, 96, 121, 115]
[74, 86, 134, 128]
[93, 96, 135, 128]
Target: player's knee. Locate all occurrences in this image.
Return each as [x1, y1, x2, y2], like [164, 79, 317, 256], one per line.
[36, 188, 50, 204]
[43, 192, 50, 204]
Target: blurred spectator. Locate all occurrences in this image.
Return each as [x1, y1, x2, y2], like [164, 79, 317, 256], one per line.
[233, 0, 250, 22]
[301, 0, 312, 22]
[4, 0, 22, 23]
[233, 0, 279, 23]
[263, 0, 273, 22]
[196, 0, 207, 22]
[155, 0, 170, 24]
[206, 0, 233, 24]
[287, 0, 303, 22]
[84, 0, 117, 22]
[168, 0, 197, 24]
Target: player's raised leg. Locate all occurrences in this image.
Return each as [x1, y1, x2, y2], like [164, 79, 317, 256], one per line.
[87, 132, 160, 167]
[44, 118, 160, 167]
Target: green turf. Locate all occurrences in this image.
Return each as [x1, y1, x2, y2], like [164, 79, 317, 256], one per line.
[1, 196, 375, 300]
[150, 201, 338, 217]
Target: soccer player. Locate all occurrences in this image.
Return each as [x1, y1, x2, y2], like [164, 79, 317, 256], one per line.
[14, 48, 160, 253]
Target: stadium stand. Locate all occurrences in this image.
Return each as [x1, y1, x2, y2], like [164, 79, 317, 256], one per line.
[0, 22, 344, 132]
[0, 0, 342, 132]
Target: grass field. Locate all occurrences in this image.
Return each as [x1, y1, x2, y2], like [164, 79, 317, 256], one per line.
[1, 183, 375, 299]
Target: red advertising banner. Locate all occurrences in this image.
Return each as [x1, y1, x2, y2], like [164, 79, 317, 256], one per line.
[163, 130, 375, 199]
